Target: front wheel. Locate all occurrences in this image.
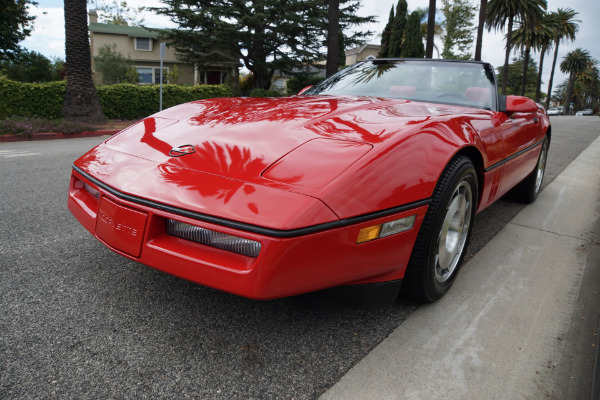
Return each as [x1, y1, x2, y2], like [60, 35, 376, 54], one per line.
[509, 137, 548, 203]
[405, 156, 478, 303]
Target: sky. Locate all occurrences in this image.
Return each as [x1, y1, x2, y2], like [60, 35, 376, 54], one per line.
[22, 0, 600, 93]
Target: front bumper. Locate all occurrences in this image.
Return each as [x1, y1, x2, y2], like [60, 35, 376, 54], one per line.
[68, 169, 428, 299]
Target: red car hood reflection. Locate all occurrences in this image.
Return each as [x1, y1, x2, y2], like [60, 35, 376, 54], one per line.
[104, 95, 474, 185]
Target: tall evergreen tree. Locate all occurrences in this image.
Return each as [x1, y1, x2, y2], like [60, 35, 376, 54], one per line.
[62, 0, 106, 123]
[400, 11, 425, 58]
[154, 0, 374, 89]
[388, 0, 408, 58]
[0, 0, 37, 60]
[379, 6, 394, 58]
[441, 0, 475, 60]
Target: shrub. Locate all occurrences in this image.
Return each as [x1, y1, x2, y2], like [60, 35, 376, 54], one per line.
[249, 88, 284, 97]
[0, 77, 232, 120]
[0, 117, 95, 136]
[0, 77, 65, 119]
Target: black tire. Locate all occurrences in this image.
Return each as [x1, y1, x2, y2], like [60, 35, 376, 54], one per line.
[509, 137, 548, 204]
[405, 156, 478, 303]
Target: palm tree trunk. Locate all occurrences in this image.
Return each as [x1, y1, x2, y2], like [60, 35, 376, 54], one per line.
[545, 41, 560, 109]
[63, 0, 105, 123]
[535, 47, 546, 102]
[474, 0, 487, 61]
[325, 0, 340, 78]
[564, 74, 575, 114]
[520, 43, 531, 96]
[501, 16, 514, 95]
[425, 0, 436, 58]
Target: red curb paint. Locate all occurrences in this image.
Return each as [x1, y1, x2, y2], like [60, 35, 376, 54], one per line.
[0, 129, 120, 143]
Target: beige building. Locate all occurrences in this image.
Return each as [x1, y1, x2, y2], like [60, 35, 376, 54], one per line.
[88, 10, 238, 86]
[345, 44, 381, 66]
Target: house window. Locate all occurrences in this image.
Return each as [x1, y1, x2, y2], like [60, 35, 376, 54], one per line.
[154, 68, 168, 84]
[136, 67, 169, 84]
[135, 37, 152, 51]
[136, 67, 153, 84]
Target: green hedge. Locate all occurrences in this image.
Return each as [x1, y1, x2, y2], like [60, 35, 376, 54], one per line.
[0, 78, 66, 119]
[97, 83, 232, 119]
[0, 77, 232, 120]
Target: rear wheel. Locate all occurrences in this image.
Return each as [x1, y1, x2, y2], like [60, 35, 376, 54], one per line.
[405, 156, 478, 303]
[509, 137, 548, 203]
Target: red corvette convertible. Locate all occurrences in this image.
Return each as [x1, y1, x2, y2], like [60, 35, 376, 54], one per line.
[68, 59, 550, 302]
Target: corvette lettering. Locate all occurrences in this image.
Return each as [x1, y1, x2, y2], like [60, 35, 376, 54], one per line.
[99, 213, 138, 237]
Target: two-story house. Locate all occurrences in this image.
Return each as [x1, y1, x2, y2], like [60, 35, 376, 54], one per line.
[88, 10, 239, 86]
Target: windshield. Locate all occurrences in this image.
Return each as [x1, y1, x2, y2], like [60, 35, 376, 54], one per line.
[305, 60, 497, 110]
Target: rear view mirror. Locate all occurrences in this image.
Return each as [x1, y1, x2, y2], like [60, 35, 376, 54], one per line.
[505, 95, 538, 113]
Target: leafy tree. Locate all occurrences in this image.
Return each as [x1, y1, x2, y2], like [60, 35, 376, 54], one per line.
[441, 0, 475, 60]
[485, 0, 546, 95]
[0, 49, 63, 82]
[153, 0, 373, 90]
[326, 0, 340, 77]
[545, 8, 579, 109]
[0, 0, 37, 60]
[496, 54, 539, 98]
[425, 0, 436, 58]
[94, 43, 138, 84]
[97, 0, 146, 26]
[474, 0, 487, 61]
[400, 11, 424, 58]
[388, 0, 408, 58]
[560, 48, 591, 114]
[379, 6, 394, 58]
[63, 0, 105, 123]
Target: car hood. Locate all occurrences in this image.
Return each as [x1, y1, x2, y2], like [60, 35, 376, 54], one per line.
[75, 96, 488, 229]
[104, 95, 476, 184]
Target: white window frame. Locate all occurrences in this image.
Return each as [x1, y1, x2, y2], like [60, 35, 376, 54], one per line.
[134, 37, 153, 51]
[135, 65, 169, 85]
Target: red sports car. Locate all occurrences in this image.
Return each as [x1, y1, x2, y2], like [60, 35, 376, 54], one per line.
[68, 59, 550, 302]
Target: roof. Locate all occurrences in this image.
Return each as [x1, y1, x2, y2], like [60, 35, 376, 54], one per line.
[345, 43, 381, 57]
[89, 23, 161, 39]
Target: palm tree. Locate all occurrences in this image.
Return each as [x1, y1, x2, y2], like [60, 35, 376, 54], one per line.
[533, 13, 556, 102]
[63, 0, 105, 123]
[416, 7, 443, 57]
[545, 8, 579, 109]
[560, 48, 591, 114]
[425, 0, 436, 58]
[485, 0, 546, 95]
[510, 12, 552, 96]
[474, 0, 487, 61]
[325, 0, 340, 78]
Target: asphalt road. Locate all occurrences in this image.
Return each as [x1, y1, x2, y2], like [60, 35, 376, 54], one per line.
[0, 116, 598, 399]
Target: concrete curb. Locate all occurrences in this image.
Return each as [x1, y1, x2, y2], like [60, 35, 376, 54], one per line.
[593, 320, 600, 400]
[0, 129, 119, 143]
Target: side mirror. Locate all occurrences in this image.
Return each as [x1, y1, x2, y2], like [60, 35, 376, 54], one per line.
[298, 85, 313, 95]
[505, 95, 538, 113]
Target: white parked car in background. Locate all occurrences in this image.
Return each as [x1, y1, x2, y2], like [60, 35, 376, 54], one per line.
[575, 109, 593, 116]
[547, 108, 559, 116]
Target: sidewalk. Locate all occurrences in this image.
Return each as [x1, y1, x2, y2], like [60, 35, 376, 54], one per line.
[321, 136, 600, 399]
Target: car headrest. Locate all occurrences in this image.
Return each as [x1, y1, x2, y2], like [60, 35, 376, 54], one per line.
[465, 87, 491, 104]
[390, 86, 416, 97]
